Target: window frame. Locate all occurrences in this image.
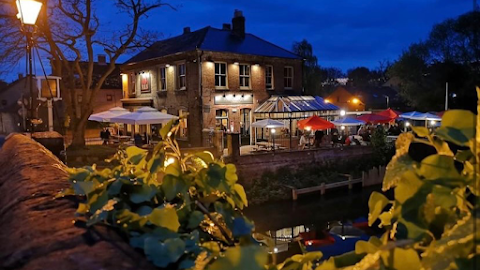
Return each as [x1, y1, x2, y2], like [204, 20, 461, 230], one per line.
[239, 64, 251, 90]
[176, 63, 186, 90]
[265, 65, 274, 90]
[214, 62, 228, 89]
[158, 66, 167, 91]
[284, 66, 294, 89]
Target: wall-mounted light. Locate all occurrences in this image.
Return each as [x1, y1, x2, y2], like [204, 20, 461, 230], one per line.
[352, 98, 359, 104]
[251, 94, 253, 98]
[165, 64, 171, 68]
[233, 62, 239, 65]
[241, 94, 245, 98]
[233, 94, 236, 98]
[325, 99, 330, 103]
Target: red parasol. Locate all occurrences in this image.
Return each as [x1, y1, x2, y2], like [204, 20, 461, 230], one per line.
[356, 114, 391, 124]
[298, 115, 335, 130]
[377, 108, 402, 120]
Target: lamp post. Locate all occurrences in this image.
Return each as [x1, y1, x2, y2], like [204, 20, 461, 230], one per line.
[16, 0, 42, 132]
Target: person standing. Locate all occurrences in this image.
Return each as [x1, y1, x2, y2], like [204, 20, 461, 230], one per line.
[314, 130, 324, 148]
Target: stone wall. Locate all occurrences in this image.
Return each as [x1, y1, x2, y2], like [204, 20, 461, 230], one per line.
[0, 134, 156, 270]
[229, 146, 374, 187]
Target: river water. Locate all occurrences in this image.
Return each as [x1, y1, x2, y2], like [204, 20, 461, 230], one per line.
[244, 185, 386, 261]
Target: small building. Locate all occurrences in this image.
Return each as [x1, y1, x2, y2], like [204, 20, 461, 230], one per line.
[120, 10, 303, 147]
[0, 75, 62, 134]
[325, 86, 365, 112]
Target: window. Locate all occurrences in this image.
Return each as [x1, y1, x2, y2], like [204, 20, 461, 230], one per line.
[265, 65, 273, 89]
[177, 63, 186, 90]
[40, 79, 58, 98]
[239, 64, 250, 89]
[284, 66, 293, 89]
[179, 109, 188, 138]
[106, 94, 113, 101]
[140, 72, 150, 92]
[240, 108, 251, 136]
[215, 62, 227, 88]
[159, 66, 167, 91]
[130, 74, 136, 95]
[215, 109, 229, 131]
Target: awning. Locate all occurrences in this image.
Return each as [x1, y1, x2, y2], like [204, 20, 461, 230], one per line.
[88, 107, 131, 122]
[255, 96, 339, 113]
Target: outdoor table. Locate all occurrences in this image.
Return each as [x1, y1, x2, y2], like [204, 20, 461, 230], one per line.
[256, 141, 282, 151]
[111, 135, 132, 143]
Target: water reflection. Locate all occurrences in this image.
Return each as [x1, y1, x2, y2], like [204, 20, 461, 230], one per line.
[245, 185, 387, 262]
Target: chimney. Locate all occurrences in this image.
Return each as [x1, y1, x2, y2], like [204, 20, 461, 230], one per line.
[231, 9, 245, 39]
[222, 23, 231, 30]
[98, 54, 107, 65]
[183, 27, 191, 34]
[18, 73, 24, 80]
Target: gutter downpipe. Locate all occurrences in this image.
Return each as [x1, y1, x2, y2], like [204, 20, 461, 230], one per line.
[197, 48, 204, 146]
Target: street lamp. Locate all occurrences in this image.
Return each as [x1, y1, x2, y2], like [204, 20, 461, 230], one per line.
[16, 0, 42, 132]
[340, 110, 346, 116]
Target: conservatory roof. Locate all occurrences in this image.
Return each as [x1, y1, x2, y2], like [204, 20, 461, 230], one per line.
[255, 96, 340, 113]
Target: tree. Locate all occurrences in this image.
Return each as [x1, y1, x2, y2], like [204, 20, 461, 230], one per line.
[347, 66, 371, 88]
[292, 39, 323, 95]
[389, 11, 480, 112]
[0, 0, 169, 146]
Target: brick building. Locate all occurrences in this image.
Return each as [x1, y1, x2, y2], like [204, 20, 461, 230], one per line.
[120, 10, 302, 147]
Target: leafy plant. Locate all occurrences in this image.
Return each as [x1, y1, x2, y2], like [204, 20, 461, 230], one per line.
[314, 89, 480, 269]
[61, 117, 322, 270]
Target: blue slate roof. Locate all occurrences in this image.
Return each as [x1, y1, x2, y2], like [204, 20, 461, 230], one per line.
[126, 27, 300, 64]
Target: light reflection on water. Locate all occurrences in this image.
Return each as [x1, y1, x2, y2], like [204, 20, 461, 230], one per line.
[244, 185, 386, 262]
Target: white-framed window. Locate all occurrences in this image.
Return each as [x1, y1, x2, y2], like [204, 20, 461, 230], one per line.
[239, 64, 251, 89]
[215, 62, 227, 88]
[159, 66, 167, 91]
[179, 109, 188, 138]
[284, 66, 293, 89]
[265, 65, 273, 90]
[177, 63, 186, 90]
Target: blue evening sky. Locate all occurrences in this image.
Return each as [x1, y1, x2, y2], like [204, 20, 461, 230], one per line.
[3, 0, 473, 82]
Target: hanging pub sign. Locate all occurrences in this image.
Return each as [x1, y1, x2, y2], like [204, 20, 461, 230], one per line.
[140, 72, 150, 93]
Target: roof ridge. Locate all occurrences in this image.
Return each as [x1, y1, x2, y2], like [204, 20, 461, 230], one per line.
[246, 32, 301, 59]
[196, 26, 211, 49]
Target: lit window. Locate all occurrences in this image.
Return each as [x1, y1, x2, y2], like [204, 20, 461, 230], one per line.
[177, 64, 186, 90]
[284, 66, 293, 89]
[215, 62, 227, 88]
[159, 66, 167, 91]
[240, 108, 251, 136]
[265, 65, 273, 90]
[239, 64, 250, 89]
[130, 74, 136, 95]
[216, 109, 229, 131]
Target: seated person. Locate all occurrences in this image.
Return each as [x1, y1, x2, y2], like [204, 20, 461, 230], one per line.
[134, 133, 143, 147]
[298, 132, 308, 150]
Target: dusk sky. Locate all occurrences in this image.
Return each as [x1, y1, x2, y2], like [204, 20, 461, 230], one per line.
[3, 0, 474, 82]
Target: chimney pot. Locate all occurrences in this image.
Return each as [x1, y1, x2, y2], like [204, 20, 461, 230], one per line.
[222, 23, 231, 30]
[98, 54, 107, 65]
[183, 27, 191, 34]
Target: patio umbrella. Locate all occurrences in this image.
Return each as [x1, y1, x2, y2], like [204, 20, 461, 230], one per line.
[297, 115, 334, 130]
[400, 111, 441, 121]
[109, 106, 177, 125]
[377, 108, 401, 120]
[356, 114, 391, 124]
[88, 107, 131, 122]
[332, 117, 365, 126]
[251, 118, 285, 128]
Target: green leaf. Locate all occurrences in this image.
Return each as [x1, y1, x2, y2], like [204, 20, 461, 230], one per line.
[144, 237, 185, 268]
[368, 192, 390, 226]
[419, 154, 462, 180]
[76, 203, 88, 214]
[332, 251, 365, 268]
[148, 207, 181, 232]
[395, 171, 423, 204]
[194, 151, 214, 164]
[73, 180, 94, 195]
[234, 183, 248, 208]
[160, 119, 175, 139]
[225, 163, 238, 184]
[435, 110, 475, 146]
[202, 241, 221, 256]
[116, 209, 148, 230]
[125, 146, 147, 165]
[208, 245, 268, 270]
[383, 133, 416, 191]
[165, 161, 181, 177]
[412, 126, 430, 137]
[147, 152, 164, 174]
[162, 174, 188, 201]
[380, 248, 421, 270]
[130, 184, 157, 204]
[187, 210, 204, 229]
[232, 217, 254, 237]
